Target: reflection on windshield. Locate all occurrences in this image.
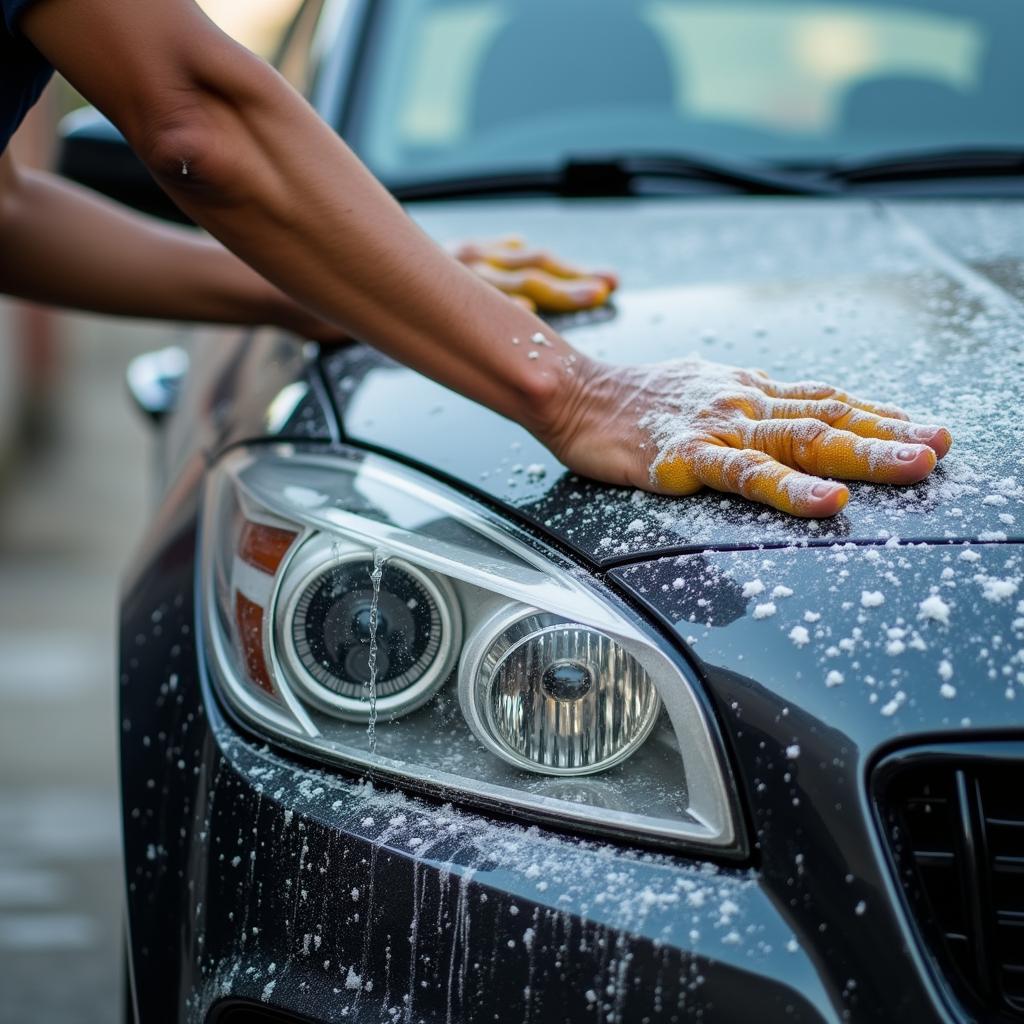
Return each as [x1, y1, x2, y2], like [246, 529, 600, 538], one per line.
[347, 0, 1022, 181]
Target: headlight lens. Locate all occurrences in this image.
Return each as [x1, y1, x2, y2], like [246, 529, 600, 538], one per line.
[462, 612, 660, 775]
[278, 540, 461, 722]
[201, 446, 740, 852]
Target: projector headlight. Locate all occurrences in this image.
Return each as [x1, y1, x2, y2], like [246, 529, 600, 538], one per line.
[201, 446, 740, 852]
[279, 541, 460, 721]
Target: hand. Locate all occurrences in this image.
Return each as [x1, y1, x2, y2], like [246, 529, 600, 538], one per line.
[275, 236, 619, 342]
[451, 236, 617, 313]
[544, 357, 951, 518]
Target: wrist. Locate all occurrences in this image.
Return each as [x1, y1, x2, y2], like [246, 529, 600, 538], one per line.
[528, 357, 653, 490]
[522, 348, 606, 454]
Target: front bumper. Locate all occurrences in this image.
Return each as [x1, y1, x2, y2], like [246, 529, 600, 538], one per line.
[186, 711, 837, 1023]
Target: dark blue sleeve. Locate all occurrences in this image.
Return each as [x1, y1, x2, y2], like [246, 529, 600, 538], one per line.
[1, 0, 41, 32]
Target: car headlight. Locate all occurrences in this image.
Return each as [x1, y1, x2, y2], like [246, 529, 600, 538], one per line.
[201, 445, 740, 852]
[460, 610, 660, 775]
[279, 540, 461, 722]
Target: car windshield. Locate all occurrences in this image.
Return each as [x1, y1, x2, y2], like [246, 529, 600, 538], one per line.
[345, 0, 1023, 184]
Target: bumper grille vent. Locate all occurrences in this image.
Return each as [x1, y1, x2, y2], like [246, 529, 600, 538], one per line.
[878, 753, 1024, 1021]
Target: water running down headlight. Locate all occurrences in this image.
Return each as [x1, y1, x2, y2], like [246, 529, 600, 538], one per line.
[277, 542, 461, 722]
[460, 611, 661, 776]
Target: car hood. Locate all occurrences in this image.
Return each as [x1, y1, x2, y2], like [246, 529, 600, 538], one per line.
[323, 197, 1024, 566]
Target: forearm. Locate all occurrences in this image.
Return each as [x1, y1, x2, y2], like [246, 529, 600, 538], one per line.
[157, 92, 574, 431]
[0, 155, 297, 327]
[22, 5, 579, 435]
[147, 61, 577, 432]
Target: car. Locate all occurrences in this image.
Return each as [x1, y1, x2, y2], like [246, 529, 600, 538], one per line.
[59, 1, 1024, 1021]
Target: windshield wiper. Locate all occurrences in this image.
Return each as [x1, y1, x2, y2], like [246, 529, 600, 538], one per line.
[390, 153, 834, 201]
[828, 147, 1024, 186]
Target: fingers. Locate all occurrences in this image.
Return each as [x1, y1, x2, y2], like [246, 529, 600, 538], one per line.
[455, 237, 619, 292]
[763, 398, 952, 457]
[740, 418, 937, 484]
[735, 368, 770, 384]
[754, 378, 910, 421]
[653, 442, 849, 517]
[488, 246, 584, 277]
[484, 247, 619, 290]
[467, 261, 611, 313]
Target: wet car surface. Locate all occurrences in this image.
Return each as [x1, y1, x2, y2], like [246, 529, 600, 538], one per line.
[330, 198, 1024, 559]
[118, 309, 1024, 1024]
[76, 1, 1024, 1021]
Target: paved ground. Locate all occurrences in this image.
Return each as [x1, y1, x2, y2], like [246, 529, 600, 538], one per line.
[0, 314, 178, 1023]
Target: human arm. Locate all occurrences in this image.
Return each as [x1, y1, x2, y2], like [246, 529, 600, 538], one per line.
[19, 0, 618, 434]
[18, 0, 949, 516]
[0, 149, 331, 334]
[0, 152, 614, 336]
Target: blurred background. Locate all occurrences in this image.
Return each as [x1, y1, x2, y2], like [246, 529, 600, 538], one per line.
[0, 4, 298, 1021]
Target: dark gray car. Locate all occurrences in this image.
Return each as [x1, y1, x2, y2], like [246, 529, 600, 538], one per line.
[62, 1, 1024, 1021]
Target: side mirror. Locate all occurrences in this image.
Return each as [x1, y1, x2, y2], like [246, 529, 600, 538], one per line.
[126, 346, 189, 425]
[57, 107, 191, 224]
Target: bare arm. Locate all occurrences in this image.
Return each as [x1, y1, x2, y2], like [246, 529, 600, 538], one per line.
[21, 0, 590, 435]
[0, 153, 611, 335]
[0, 150, 323, 332]
[16, 0, 950, 516]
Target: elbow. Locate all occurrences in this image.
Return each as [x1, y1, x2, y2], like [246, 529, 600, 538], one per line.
[129, 46, 271, 197]
[136, 112, 232, 193]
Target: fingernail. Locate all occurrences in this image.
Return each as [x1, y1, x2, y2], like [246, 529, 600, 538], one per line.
[896, 447, 920, 462]
[912, 426, 938, 439]
[811, 482, 836, 497]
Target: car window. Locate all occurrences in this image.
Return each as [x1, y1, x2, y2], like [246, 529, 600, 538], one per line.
[275, 0, 328, 95]
[346, 0, 1022, 180]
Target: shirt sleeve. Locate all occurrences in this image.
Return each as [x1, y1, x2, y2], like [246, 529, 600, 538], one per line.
[1, 0, 42, 33]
